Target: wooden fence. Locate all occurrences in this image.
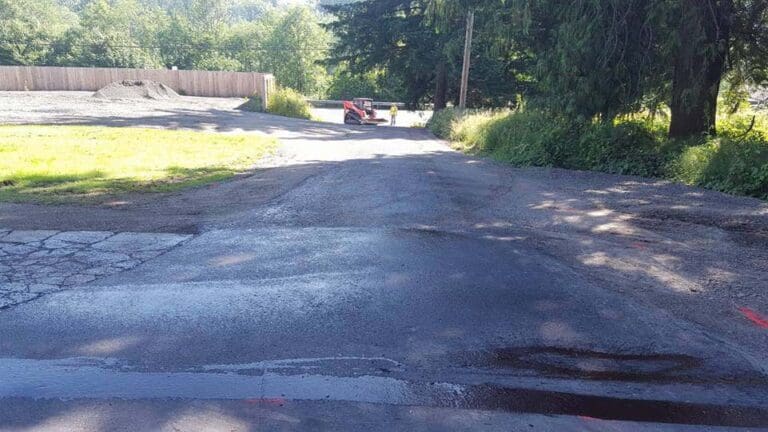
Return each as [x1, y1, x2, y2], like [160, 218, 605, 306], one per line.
[0, 66, 274, 107]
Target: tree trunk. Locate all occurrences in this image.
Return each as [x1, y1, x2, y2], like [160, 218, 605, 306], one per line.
[668, 0, 732, 138]
[434, 62, 447, 111]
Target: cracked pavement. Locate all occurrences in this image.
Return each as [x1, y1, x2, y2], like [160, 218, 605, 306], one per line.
[0, 229, 190, 308]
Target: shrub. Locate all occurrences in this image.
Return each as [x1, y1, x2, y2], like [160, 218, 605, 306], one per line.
[669, 113, 768, 199]
[671, 135, 768, 199]
[267, 87, 312, 119]
[427, 107, 461, 139]
[574, 120, 677, 177]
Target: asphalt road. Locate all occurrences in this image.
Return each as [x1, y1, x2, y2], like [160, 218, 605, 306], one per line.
[1, 93, 767, 431]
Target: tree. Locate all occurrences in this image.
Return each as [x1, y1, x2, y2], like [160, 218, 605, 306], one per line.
[326, 0, 527, 107]
[230, 0, 278, 22]
[480, 0, 669, 121]
[0, 0, 75, 65]
[258, 6, 331, 95]
[326, 61, 405, 100]
[48, 0, 164, 68]
[185, 0, 230, 31]
[668, 0, 768, 137]
[430, 2, 531, 108]
[326, 0, 448, 107]
[668, 0, 732, 137]
[156, 13, 241, 71]
[486, 0, 766, 137]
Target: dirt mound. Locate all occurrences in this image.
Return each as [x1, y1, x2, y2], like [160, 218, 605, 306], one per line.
[93, 80, 180, 100]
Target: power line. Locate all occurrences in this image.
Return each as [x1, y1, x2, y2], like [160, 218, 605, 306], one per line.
[0, 40, 333, 52]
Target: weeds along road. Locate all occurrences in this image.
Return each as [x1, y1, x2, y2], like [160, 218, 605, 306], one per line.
[1, 92, 767, 430]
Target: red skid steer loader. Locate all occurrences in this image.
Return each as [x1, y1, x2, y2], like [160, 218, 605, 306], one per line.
[343, 98, 387, 125]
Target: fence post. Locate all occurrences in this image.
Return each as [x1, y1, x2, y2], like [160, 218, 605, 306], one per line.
[260, 74, 274, 110]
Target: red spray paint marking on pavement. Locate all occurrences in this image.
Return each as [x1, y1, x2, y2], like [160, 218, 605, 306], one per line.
[738, 307, 768, 329]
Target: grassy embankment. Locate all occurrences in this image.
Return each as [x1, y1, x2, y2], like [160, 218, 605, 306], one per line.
[0, 125, 277, 203]
[428, 108, 768, 199]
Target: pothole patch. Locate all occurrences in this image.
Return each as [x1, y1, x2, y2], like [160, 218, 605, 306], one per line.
[458, 346, 706, 383]
[0, 229, 191, 309]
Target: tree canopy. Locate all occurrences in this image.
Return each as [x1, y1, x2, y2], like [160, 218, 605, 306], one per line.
[328, 0, 767, 136]
[510, 0, 767, 136]
[324, 0, 526, 108]
[0, 0, 76, 65]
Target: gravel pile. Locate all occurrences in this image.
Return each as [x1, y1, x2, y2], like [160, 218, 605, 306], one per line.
[93, 80, 180, 100]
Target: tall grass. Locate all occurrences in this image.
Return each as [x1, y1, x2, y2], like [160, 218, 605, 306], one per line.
[428, 108, 768, 199]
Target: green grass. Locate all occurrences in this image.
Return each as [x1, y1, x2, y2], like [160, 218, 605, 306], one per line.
[428, 108, 768, 199]
[0, 125, 278, 203]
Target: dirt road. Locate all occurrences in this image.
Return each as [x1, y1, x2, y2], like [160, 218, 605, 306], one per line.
[1, 91, 767, 430]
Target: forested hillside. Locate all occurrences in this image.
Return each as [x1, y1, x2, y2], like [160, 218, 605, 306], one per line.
[0, 0, 332, 95]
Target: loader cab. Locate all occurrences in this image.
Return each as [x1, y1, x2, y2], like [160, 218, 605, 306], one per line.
[353, 98, 375, 116]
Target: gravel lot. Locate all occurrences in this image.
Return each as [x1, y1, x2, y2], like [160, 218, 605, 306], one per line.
[0, 91, 430, 128]
[0, 91, 243, 128]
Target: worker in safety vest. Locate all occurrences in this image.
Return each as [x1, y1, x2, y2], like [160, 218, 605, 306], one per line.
[389, 104, 398, 126]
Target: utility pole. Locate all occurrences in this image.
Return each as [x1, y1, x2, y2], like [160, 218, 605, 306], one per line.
[458, 9, 474, 109]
